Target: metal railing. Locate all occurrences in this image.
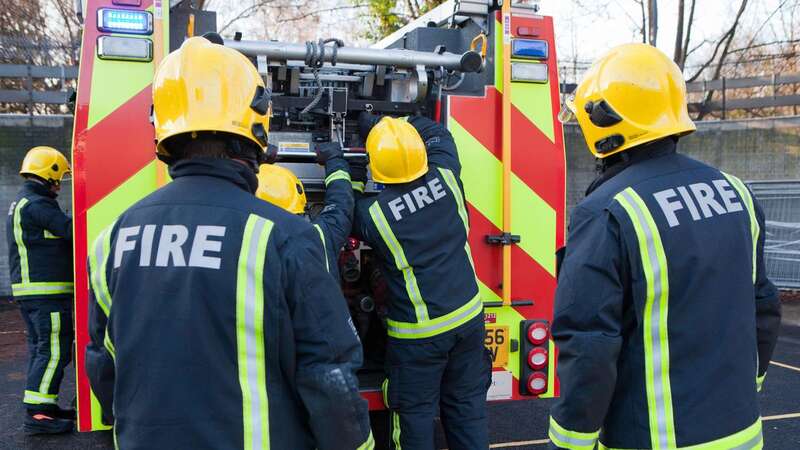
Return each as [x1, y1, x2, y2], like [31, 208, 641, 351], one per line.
[560, 72, 800, 119]
[0, 64, 78, 112]
[749, 181, 800, 290]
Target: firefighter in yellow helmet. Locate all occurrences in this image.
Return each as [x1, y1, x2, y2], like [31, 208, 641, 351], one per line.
[85, 35, 373, 449]
[354, 114, 490, 449]
[256, 140, 362, 280]
[549, 43, 781, 450]
[6, 146, 75, 434]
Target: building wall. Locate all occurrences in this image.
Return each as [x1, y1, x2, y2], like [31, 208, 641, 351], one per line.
[1, 115, 73, 298]
[0, 115, 799, 296]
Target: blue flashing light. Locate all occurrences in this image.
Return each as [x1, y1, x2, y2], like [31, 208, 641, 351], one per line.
[97, 8, 153, 35]
[512, 39, 548, 60]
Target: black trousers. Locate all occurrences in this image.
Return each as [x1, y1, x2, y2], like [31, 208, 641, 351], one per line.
[18, 298, 74, 410]
[384, 319, 492, 450]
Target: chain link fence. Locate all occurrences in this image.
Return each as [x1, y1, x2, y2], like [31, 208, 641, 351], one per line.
[750, 181, 800, 290]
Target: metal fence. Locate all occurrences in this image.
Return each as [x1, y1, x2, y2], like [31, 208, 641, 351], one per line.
[749, 181, 800, 289]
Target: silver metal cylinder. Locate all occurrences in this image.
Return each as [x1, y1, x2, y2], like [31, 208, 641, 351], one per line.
[224, 39, 483, 73]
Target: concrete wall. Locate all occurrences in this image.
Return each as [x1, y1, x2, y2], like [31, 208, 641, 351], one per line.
[0, 114, 798, 296]
[0, 115, 73, 298]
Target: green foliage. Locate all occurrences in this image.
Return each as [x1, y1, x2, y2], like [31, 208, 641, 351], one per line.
[358, 0, 447, 41]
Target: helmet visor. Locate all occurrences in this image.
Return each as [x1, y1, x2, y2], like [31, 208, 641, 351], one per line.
[557, 93, 576, 124]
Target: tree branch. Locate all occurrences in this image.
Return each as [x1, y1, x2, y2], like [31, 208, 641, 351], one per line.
[687, 0, 748, 83]
[680, 0, 696, 67]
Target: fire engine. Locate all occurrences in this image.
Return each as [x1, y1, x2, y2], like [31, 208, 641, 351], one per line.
[70, 0, 566, 432]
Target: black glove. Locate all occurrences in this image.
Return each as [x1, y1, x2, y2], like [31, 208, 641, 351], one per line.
[358, 112, 383, 141]
[315, 142, 344, 165]
[350, 158, 368, 184]
[258, 144, 279, 165]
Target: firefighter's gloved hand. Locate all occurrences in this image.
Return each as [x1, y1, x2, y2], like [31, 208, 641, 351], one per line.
[315, 142, 344, 165]
[350, 159, 368, 184]
[358, 112, 383, 140]
[258, 144, 279, 165]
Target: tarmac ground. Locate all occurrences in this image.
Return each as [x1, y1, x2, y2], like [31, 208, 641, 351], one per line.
[1, 300, 799, 450]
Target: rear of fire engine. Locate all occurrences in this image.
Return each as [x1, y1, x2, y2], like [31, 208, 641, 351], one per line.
[70, 0, 566, 432]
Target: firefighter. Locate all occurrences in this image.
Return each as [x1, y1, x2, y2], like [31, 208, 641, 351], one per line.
[84, 36, 373, 450]
[255, 141, 362, 279]
[549, 43, 782, 450]
[5, 146, 75, 434]
[355, 114, 490, 449]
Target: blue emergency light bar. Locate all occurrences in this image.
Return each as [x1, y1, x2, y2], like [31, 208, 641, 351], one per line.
[512, 39, 548, 60]
[97, 8, 153, 35]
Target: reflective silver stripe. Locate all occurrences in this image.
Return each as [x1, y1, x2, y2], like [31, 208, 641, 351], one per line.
[618, 189, 674, 449]
[386, 294, 482, 337]
[12, 282, 74, 295]
[237, 215, 272, 450]
[549, 427, 597, 448]
[730, 432, 762, 450]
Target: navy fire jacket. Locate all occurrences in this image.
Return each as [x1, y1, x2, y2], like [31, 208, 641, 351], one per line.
[6, 180, 73, 300]
[549, 140, 781, 450]
[85, 158, 373, 450]
[353, 116, 481, 340]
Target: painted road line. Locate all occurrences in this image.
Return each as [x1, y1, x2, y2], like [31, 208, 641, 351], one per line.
[770, 361, 800, 373]
[490, 439, 550, 448]
[763, 412, 800, 421]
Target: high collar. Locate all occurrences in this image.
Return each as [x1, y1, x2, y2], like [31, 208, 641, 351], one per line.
[585, 138, 678, 196]
[23, 179, 57, 199]
[168, 157, 259, 194]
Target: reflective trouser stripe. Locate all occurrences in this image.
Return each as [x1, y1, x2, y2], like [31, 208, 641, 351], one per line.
[548, 417, 599, 450]
[369, 202, 429, 322]
[756, 373, 766, 392]
[236, 215, 273, 450]
[13, 198, 30, 283]
[386, 293, 483, 339]
[352, 181, 365, 193]
[381, 378, 389, 408]
[23, 390, 57, 405]
[615, 188, 676, 449]
[313, 224, 330, 272]
[104, 328, 116, 360]
[89, 224, 116, 316]
[325, 169, 351, 186]
[38, 312, 61, 395]
[357, 431, 376, 450]
[599, 419, 763, 450]
[12, 282, 74, 297]
[722, 173, 759, 283]
[392, 412, 402, 450]
[437, 167, 479, 276]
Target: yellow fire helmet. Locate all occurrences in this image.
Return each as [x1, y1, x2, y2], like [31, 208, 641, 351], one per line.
[152, 36, 271, 158]
[366, 117, 428, 184]
[255, 164, 307, 214]
[20, 146, 71, 185]
[562, 43, 696, 158]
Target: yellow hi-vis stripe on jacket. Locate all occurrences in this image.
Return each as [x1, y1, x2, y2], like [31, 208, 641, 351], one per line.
[11, 197, 73, 297]
[236, 215, 274, 450]
[548, 417, 599, 450]
[598, 418, 763, 450]
[722, 173, 760, 283]
[369, 202, 429, 323]
[615, 187, 677, 450]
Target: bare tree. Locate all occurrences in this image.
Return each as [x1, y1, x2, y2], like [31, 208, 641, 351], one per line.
[647, 0, 658, 46]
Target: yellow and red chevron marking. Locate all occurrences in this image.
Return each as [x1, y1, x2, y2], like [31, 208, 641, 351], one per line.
[447, 13, 565, 400]
[71, 0, 170, 431]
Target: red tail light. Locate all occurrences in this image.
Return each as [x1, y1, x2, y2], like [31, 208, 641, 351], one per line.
[527, 347, 548, 370]
[527, 322, 549, 345]
[527, 372, 547, 395]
